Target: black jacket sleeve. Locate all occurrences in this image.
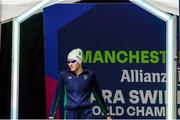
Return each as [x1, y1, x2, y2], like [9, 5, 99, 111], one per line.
[91, 72, 110, 118]
[49, 72, 65, 118]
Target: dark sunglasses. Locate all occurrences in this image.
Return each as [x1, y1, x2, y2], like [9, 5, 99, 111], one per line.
[67, 60, 76, 64]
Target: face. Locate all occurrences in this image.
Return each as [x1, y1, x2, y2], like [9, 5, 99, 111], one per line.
[67, 59, 81, 72]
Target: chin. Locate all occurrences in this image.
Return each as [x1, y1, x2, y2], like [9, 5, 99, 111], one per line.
[70, 68, 75, 71]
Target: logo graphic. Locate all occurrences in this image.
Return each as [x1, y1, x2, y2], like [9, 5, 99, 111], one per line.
[84, 75, 88, 80]
[68, 76, 72, 80]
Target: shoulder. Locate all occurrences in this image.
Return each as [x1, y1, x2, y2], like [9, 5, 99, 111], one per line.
[59, 70, 68, 74]
[84, 68, 92, 73]
[85, 69, 95, 76]
[58, 70, 69, 79]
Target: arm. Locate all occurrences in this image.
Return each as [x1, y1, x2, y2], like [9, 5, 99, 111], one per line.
[49, 72, 64, 118]
[91, 72, 111, 119]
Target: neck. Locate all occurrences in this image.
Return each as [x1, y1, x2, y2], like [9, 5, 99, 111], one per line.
[75, 66, 83, 76]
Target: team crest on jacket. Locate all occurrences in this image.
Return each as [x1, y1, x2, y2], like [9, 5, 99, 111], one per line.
[84, 75, 88, 80]
[68, 76, 72, 80]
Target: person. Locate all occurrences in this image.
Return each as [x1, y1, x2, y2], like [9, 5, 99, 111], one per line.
[49, 48, 112, 120]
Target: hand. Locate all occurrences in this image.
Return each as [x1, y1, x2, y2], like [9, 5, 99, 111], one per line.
[107, 116, 112, 120]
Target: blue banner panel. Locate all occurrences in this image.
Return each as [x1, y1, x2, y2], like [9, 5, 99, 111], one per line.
[44, 3, 179, 119]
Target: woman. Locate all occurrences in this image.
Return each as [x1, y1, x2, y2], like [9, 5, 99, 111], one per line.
[49, 48, 112, 120]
